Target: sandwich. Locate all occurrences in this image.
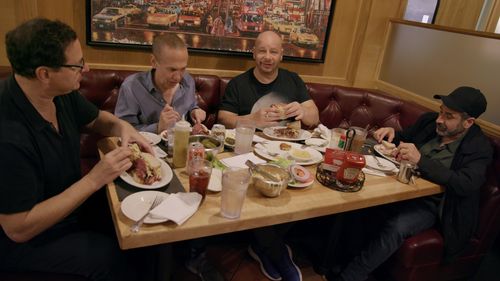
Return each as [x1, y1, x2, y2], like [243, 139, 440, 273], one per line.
[271, 103, 287, 120]
[128, 143, 162, 185]
[379, 140, 397, 156]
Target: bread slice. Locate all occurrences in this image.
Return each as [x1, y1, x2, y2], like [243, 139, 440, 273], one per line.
[287, 120, 301, 130]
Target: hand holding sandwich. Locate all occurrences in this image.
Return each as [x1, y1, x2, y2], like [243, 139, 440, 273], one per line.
[85, 146, 133, 191]
[395, 141, 421, 164]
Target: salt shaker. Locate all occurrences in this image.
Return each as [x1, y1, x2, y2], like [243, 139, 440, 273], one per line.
[397, 160, 415, 184]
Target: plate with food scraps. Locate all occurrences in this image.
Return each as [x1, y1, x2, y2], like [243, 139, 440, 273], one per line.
[121, 191, 170, 224]
[120, 158, 173, 189]
[364, 155, 397, 172]
[263, 126, 312, 141]
[139, 131, 162, 145]
[373, 144, 399, 165]
[254, 141, 322, 165]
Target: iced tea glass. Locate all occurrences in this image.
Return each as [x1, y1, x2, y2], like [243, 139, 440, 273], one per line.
[188, 159, 212, 201]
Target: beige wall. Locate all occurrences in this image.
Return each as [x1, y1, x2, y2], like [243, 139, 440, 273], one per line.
[378, 21, 500, 132]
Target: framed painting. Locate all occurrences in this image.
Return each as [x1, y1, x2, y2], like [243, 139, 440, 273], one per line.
[86, 0, 336, 62]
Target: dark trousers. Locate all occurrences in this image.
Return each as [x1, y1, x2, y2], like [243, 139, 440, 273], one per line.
[0, 230, 172, 281]
[253, 223, 294, 262]
[338, 199, 437, 281]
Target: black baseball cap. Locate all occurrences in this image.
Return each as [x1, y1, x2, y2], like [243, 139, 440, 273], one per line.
[433, 86, 487, 118]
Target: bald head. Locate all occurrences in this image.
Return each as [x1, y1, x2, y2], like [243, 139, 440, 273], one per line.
[253, 31, 283, 80]
[255, 31, 282, 50]
[152, 33, 187, 60]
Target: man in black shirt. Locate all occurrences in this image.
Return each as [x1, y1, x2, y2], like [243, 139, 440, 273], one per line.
[0, 18, 158, 281]
[218, 31, 319, 129]
[219, 31, 317, 281]
[326, 87, 493, 281]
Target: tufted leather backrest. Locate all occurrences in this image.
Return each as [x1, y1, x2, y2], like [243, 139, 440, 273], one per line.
[307, 84, 430, 132]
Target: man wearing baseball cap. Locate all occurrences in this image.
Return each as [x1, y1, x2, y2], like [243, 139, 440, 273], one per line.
[325, 87, 493, 281]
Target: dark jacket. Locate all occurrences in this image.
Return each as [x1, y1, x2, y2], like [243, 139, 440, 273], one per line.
[394, 112, 493, 262]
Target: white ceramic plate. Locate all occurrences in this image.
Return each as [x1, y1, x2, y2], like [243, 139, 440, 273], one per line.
[120, 158, 173, 189]
[373, 144, 399, 165]
[121, 191, 170, 224]
[153, 146, 167, 158]
[263, 126, 312, 141]
[140, 131, 161, 145]
[288, 178, 314, 188]
[364, 155, 397, 172]
[254, 141, 323, 166]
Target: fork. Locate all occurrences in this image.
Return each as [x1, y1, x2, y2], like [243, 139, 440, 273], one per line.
[368, 147, 387, 169]
[130, 195, 164, 233]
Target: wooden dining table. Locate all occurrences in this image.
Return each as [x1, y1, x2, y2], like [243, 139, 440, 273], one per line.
[97, 137, 443, 250]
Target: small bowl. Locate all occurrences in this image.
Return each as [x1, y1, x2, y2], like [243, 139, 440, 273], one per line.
[189, 135, 224, 155]
[252, 163, 290, 198]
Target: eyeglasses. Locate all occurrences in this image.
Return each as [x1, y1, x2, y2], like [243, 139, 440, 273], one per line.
[60, 58, 85, 72]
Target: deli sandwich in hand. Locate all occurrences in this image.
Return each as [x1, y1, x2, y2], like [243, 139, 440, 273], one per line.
[128, 143, 162, 185]
[271, 103, 287, 120]
[379, 140, 397, 156]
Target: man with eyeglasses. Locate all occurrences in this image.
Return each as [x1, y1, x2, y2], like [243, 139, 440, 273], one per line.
[0, 18, 167, 281]
[115, 33, 206, 134]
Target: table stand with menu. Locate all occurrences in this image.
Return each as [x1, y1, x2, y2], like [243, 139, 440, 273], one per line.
[97, 137, 443, 250]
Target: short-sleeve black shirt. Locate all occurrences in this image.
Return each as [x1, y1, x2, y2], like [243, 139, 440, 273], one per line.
[220, 68, 310, 115]
[0, 75, 98, 243]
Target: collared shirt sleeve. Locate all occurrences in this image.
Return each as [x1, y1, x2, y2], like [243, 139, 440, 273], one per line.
[115, 73, 159, 133]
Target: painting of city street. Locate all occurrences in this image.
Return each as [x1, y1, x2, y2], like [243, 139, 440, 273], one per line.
[86, 0, 335, 62]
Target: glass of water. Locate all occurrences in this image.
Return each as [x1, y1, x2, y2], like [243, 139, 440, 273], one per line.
[220, 167, 251, 219]
[211, 124, 226, 143]
[234, 120, 255, 154]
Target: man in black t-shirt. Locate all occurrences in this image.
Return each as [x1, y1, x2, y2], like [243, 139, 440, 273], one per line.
[219, 31, 315, 281]
[218, 31, 319, 129]
[0, 19, 162, 281]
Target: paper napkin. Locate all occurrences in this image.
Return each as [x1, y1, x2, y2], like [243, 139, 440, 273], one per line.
[207, 168, 222, 192]
[150, 192, 202, 225]
[314, 124, 331, 141]
[220, 152, 266, 168]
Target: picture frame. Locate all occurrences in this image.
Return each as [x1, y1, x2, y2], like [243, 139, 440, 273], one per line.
[86, 0, 336, 63]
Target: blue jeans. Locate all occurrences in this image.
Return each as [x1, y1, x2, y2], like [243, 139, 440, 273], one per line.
[339, 198, 437, 281]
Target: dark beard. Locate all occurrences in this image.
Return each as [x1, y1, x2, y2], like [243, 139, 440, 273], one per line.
[436, 123, 466, 138]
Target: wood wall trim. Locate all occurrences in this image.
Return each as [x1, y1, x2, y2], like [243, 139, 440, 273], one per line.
[390, 18, 500, 39]
[485, 0, 500, 32]
[87, 63, 349, 86]
[374, 80, 500, 138]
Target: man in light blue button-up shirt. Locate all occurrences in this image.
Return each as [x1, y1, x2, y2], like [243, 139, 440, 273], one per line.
[115, 34, 206, 133]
